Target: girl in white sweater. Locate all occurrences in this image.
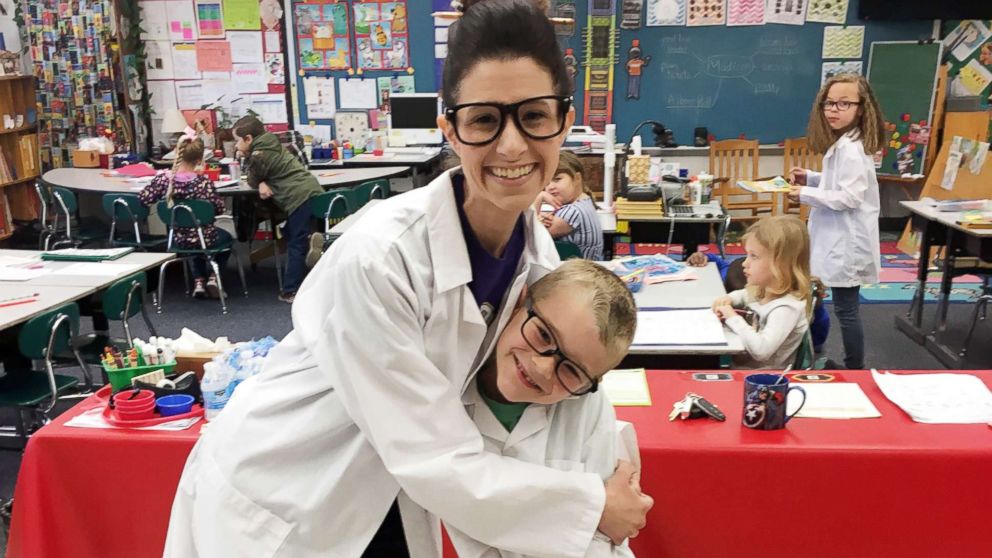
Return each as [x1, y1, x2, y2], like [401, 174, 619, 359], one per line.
[711, 216, 813, 369]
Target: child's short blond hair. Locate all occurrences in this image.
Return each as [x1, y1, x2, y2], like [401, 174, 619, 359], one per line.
[529, 259, 636, 365]
[742, 216, 813, 316]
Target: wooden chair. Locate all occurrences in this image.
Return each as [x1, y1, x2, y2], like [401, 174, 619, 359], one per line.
[708, 139, 773, 223]
[781, 137, 822, 221]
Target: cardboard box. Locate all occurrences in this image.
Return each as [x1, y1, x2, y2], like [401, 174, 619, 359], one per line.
[72, 149, 101, 168]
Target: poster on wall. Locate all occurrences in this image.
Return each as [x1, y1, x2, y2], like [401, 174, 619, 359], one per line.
[296, 1, 352, 70]
[353, 0, 410, 71]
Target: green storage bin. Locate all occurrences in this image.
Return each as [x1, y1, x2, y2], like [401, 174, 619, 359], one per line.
[103, 361, 177, 391]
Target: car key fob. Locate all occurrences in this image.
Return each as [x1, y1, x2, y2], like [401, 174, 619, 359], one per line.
[689, 394, 726, 421]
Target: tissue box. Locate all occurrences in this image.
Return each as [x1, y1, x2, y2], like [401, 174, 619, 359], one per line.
[72, 149, 102, 168]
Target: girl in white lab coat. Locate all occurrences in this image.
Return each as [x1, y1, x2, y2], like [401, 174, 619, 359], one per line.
[450, 259, 639, 558]
[711, 216, 813, 369]
[787, 74, 885, 370]
[163, 1, 652, 557]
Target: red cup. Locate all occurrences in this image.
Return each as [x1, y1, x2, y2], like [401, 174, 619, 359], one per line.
[113, 390, 155, 409]
[116, 406, 156, 421]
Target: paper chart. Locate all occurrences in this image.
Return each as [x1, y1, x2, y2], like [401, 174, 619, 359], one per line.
[228, 31, 264, 64]
[806, 0, 848, 24]
[303, 76, 336, 119]
[338, 78, 379, 110]
[167, 0, 198, 41]
[353, 0, 410, 71]
[726, 0, 764, 26]
[646, 0, 686, 26]
[686, 0, 725, 27]
[196, 41, 233, 73]
[822, 26, 865, 59]
[195, 0, 224, 39]
[296, 1, 352, 70]
[765, 0, 806, 25]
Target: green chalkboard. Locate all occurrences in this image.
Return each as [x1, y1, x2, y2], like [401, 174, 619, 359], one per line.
[867, 41, 941, 176]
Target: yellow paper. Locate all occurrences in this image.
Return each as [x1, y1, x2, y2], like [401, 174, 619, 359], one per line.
[602, 369, 652, 406]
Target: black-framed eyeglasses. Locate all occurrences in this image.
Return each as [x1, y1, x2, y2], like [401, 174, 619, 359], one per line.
[520, 299, 598, 396]
[821, 100, 860, 112]
[444, 95, 572, 146]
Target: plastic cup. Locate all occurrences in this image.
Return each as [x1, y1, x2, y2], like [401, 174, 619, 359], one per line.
[112, 390, 155, 409]
[156, 394, 196, 417]
[116, 405, 156, 421]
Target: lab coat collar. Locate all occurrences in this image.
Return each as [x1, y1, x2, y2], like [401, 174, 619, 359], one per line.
[463, 380, 551, 449]
[825, 129, 860, 159]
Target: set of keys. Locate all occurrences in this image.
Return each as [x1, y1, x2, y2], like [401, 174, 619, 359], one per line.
[669, 392, 726, 422]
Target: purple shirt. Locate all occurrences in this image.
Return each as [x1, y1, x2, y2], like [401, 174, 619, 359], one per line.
[453, 174, 526, 326]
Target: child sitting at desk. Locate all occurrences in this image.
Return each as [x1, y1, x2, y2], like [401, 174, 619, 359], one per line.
[138, 136, 229, 300]
[710, 216, 812, 369]
[233, 116, 323, 303]
[449, 259, 641, 558]
[535, 151, 604, 260]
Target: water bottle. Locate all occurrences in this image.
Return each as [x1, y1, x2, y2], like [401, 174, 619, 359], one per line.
[201, 361, 233, 421]
[228, 161, 241, 181]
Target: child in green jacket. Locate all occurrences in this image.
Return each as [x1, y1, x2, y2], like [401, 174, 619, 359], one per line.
[234, 116, 323, 303]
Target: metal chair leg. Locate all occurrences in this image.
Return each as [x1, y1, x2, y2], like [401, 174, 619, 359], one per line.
[959, 296, 991, 359]
[182, 260, 192, 296]
[209, 258, 228, 314]
[156, 258, 185, 314]
[272, 227, 284, 292]
[234, 248, 248, 297]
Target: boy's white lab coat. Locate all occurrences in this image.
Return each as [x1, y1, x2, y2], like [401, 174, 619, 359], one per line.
[448, 382, 637, 558]
[163, 170, 608, 558]
[799, 130, 881, 287]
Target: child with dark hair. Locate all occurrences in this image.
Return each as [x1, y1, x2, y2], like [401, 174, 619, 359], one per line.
[233, 116, 323, 303]
[139, 136, 229, 300]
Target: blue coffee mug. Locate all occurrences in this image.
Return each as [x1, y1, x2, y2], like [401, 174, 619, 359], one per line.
[742, 374, 806, 430]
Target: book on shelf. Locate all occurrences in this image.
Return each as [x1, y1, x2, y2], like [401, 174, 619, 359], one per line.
[18, 135, 38, 177]
[0, 192, 12, 238]
[736, 176, 791, 193]
[0, 149, 15, 184]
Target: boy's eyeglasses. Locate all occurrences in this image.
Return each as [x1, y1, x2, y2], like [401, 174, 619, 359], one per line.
[444, 96, 572, 146]
[821, 100, 860, 112]
[520, 299, 598, 396]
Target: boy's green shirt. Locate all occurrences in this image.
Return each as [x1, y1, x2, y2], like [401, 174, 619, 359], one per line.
[245, 132, 323, 214]
[479, 389, 530, 433]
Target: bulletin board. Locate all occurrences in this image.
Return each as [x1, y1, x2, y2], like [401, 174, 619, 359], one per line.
[353, 0, 410, 71]
[942, 20, 992, 117]
[140, 0, 291, 148]
[295, 1, 352, 70]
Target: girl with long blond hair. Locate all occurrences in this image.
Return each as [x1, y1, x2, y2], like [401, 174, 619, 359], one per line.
[786, 74, 884, 369]
[712, 216, 813, 369]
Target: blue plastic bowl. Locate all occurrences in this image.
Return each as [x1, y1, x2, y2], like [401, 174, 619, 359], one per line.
[155, 394, 195, 417]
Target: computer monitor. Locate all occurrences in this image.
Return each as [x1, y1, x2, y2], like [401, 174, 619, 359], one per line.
[387, 93, 443, 146]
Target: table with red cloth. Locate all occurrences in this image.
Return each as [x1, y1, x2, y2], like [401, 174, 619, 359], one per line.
[7, 370, 992, 558]
[614, 369, 992, 558]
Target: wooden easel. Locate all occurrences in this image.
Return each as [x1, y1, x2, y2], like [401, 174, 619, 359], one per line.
[897, 110, 992, 256]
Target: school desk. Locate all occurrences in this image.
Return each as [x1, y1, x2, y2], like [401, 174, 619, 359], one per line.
[620, 262, 744, 370]
[11, 371, 986, 558]
[0, 284, 95, 332]
[311, 147, 442, 187]
[895, 200, 992, 368]
[0, 249, 174, 289]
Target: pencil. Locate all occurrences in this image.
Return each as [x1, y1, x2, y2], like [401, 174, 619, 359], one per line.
[0, 298, 38, 309]
[0, 292, 39, 304]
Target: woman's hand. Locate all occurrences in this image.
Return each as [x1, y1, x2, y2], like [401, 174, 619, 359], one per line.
[686, 252, 708, 267]
[711, 295, 732, 313]
[788, 167, 807, 186]
[259, 182, 273, 200]
[599, 460, 653, 544]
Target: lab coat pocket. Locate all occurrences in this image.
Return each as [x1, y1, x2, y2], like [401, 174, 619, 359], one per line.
[192, 456, 294, 558]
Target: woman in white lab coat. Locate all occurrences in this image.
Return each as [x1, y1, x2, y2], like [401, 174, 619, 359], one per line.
[788, 74, 885, 369]
[163, 2, 652, 557]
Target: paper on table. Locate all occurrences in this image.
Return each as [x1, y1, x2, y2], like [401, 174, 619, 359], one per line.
[0, 266, 49, 281]
[822, 26, 865, 59]
[338, 78, 378, 110]
[64, 406, 202, 431]
[227, 31, 264, 63]
[632, 308, 728, 346]
[872, 370, 992, 424]
[50, 263, 142, 277]
[789, 383, 882, 419]
[602, 369, 652, 406]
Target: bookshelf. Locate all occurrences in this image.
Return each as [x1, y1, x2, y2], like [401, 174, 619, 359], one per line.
[0, 76, 41, 241]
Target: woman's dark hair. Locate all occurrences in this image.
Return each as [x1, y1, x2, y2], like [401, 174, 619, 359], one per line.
[442, 0, 569, 107]
[233, 115, 266, 140]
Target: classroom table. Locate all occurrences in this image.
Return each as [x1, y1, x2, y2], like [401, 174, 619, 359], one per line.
[9, 369, 991, 558]
[614, 369, 992, 558]
[894, 200, 992, 367]
[311, 147, 443, 187]
[327, 198, 382, 239]
[0, 284, 97, 332]
[619, 204, 731, 258]
[0, 249, 174, 289]
[622, 262, 744, 369]
[598, 210, 618, 260]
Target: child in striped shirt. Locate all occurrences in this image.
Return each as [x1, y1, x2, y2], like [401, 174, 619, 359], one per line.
[535, 151, 604, 260]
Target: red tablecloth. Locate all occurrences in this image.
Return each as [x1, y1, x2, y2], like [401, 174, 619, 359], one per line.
[6, 398, 201, 558]
[8, 371, 992, 558]
[615, 370, 992, 558]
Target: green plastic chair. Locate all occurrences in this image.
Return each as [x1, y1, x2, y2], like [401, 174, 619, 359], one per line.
[49, 187, 109, 249]
[354, 179, 390, 208]
[555, 241, 583, 260]
[35, 181, 57, 249]
[156, 200, 248, 315]
[311, 188, 358, 234]
[72, 272, 158, 366]
[0, 303, 92, 446]
[102, 193, 167, 250]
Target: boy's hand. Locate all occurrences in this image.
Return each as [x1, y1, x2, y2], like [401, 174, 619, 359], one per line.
[686, 252, 708, 267]
[787, 185, 802, 204]
[788, 167, 807, 186]
[711, 295, 732, 312]
[259, 182, 273, 200]
[713, 304, 736, 321]
[599, 460, 653, 544]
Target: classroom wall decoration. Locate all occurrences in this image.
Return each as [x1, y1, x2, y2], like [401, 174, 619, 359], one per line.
[555, 0, 577, 35]
[943, 20, 992, 108]
[582, 0, 619, 132]
[352, 0, 410, 71]
[564, 47, 580, 93]
[27, 0, 122, 169]
[805, 0, 847, 24]
[821, 60, 862, 85]
[765, 0, 806, 25]
[625, 40, 651, 99]
[620, 0, 643, 29]
[196, 0, 226, 38]
[646, 0, 686, 26]
[726, 0, 764, 27]
[822, 25, 864, 59]
[687, 0, 725, 26]
[296, 1, 352, 70]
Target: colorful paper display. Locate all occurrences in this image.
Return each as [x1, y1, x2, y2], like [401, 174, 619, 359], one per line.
[296, 1, 352, 70]
[223, 0, 261, 30]
[353, 0, 410, 71]
[195, 0, 225, 38]
[646, 0, 686, 26]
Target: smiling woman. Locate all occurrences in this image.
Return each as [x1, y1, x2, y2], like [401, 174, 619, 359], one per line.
[162, 0, 651, 557]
